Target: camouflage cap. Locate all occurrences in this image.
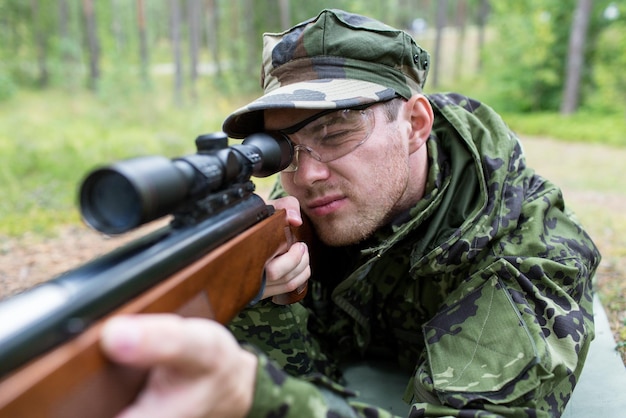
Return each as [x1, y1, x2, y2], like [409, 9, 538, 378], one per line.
[222, 9, 430, 138]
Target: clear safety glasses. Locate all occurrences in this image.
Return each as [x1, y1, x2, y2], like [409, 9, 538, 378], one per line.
[269, 101, 382, 173]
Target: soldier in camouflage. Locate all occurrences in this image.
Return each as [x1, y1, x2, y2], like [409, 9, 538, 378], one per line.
[100, 8, 600, 418]
[222, 8, 601, 418]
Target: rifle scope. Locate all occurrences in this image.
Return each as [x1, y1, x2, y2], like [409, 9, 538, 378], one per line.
[79, 132, 293, 235]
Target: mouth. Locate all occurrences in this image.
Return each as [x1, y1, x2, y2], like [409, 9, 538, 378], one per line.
[306, 194, 346, 217]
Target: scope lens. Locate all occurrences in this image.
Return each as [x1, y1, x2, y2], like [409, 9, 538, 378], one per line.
[80, 170, 142, 234]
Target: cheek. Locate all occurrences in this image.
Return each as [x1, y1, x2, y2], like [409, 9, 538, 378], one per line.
[359, 135, 408, 180]
[341, 149, 408, 211]
[366, 140, 410, 192]
[364, 159, 406, 197]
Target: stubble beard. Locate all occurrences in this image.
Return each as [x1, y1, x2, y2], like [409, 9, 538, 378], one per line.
[313, 205, 380, 247]
[308, 167, 409, 247]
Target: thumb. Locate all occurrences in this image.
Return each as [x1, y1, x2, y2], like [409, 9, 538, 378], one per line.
[268, 196, 302, 226]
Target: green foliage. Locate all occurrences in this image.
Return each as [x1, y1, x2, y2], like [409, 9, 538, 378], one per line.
[585, 9, 626, 115]
[483, 0, 616, 113]
[502, 111, 626, 148]
[0, 70, 17, 101]
[483, 0, 563, 111]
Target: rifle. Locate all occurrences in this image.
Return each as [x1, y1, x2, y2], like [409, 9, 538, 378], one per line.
[0, 132, 308, 417]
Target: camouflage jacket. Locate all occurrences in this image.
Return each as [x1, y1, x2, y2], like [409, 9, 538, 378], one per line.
[229, 93, 601, 417]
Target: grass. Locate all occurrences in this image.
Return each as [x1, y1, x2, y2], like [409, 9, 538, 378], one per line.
[503, 111, 626, 148]
[0, 86, 265, 235]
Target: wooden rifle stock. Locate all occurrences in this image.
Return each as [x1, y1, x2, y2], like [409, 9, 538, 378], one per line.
[0, 208, 308, 418]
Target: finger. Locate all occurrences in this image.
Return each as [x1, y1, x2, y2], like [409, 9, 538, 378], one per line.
[100, 314, 233, 372]
[285, 208, 302, 226]
[269, 245, 310, 286]
[101, 315, 257, 418]
[264, 265, 310, 297]
[262, 243, 310, 298]
[268, 196, 302, 226]
[264, 242, 308, 283]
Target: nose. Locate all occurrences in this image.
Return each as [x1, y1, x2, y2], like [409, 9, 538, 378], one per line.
[291, 146, 329, 185]
[292, 145, 322, 169]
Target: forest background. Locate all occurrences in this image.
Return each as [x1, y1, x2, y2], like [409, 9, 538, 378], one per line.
[1, 0, 625, 363]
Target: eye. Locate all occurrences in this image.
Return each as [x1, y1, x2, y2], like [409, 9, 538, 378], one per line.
[319, 129, 354, 146]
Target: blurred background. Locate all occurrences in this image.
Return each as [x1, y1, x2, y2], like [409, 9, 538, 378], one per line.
[0, 0, 624, 362]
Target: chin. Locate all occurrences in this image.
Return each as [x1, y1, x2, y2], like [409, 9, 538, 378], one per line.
[314, 223, 373, 247]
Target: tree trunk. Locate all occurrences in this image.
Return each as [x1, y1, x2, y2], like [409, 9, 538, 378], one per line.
[278, 0, 290, 30]
[242, 0, 257, 80]
[111, 0, 124, 53]
[58, 0, 69, 55]
[432, 0, 447, 88]
[58, 0, 83, 90]
[204, 0, 221, 76]
[476, 0, 489, 71]
[169, 0, 184, 106]
[560, 0, 592, 115]
[188, 0, 202, 100]
[58, 0, 69, 37]
[453, 0, 467, 81]
[81, 0, 100, 91]
[136, 0, 150, 89]
[31, 0, 50, 87]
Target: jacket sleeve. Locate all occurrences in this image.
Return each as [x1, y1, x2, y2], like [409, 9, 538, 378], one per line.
[247, 351, 365, 418]
[231, 302, 400, 418]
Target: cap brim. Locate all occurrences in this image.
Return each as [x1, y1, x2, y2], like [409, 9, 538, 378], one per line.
[222, 79, 397, 138]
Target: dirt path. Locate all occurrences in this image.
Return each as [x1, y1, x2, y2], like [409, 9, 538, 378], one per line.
[0, 221, 168, 300]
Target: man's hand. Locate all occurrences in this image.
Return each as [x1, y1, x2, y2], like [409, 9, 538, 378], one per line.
[262, 196, 311, 300]
[100, 314, 257, 418]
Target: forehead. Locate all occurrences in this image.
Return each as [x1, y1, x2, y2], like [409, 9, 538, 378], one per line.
[264, 107, 329, 131]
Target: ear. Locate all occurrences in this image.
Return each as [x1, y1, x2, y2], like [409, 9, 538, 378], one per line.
[404, 94, 433, 154]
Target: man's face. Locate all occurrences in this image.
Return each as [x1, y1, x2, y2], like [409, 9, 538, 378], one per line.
[265, 102, 415, 247]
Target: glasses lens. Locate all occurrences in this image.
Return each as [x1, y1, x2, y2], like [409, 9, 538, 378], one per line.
[281, 107, 375, 172]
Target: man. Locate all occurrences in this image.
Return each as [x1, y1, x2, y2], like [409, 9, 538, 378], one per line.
[101, 9, 601, 418]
